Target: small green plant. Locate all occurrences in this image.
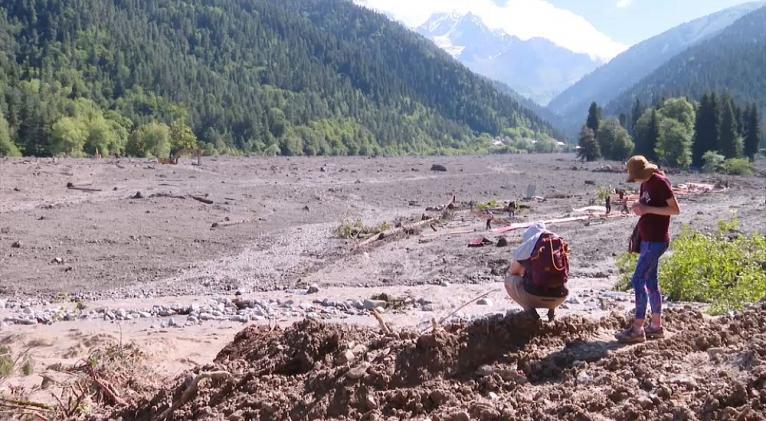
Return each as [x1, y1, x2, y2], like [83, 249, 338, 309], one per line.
[476, 199, 499, 211]
[0, 346, 13, 378]
[596, 185, 613, 202]
[21, 357, 34, 376]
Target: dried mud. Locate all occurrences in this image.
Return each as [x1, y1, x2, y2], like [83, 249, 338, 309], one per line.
[114, 301, 766, 421]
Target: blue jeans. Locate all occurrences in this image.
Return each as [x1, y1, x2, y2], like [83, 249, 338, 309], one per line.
[632, 241, 669, 320]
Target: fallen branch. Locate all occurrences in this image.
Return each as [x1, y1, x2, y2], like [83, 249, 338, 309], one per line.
[0, 397, 53, 411]
[154, 371, 232, 421]
[66, 182, 102, 192]
[354, 217, 437, 249]
[88, 368, 127, 407]
[427, 289, 499, 332]
[189, 195, 214, 205]
[371, 308, 392, 334]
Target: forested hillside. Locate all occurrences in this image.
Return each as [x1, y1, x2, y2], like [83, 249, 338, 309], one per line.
[547, 2, 762, 136]
[607, 6, 766, 122]
[0, 0, 556, 158]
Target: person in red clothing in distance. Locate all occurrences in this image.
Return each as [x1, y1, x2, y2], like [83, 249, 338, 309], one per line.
[616, 156, 681, 344]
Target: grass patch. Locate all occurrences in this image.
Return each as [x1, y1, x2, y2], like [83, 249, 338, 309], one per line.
[335, 218, 391, 239]
[21, 357, 34, 376]
[475, 199, 499, 211]
[615, 219, 766, 314]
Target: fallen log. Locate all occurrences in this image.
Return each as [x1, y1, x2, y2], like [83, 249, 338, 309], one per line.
[371, 308, 392, 334]
[66, 182, 102, 192]
[354, 217, 437, 249]
[189, 195, 213, 205]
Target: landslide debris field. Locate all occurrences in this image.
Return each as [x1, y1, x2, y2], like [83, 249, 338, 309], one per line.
[118, 304, 766, 421]
[1, 154, 765, 420]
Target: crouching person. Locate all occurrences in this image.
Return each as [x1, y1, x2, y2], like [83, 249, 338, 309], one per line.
[504, 223, 569, 321]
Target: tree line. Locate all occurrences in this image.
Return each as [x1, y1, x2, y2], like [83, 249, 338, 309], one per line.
[0, 0, 556, 159]
[577, 93, 762, 173]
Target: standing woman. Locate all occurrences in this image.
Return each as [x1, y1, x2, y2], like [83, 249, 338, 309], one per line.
[616, 156, 681, 344]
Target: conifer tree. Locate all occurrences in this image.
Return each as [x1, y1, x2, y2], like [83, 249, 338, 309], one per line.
[718, 98, 743, 158]
[586, 102, 601, 134]
[692, 93, 719, 167]
[577, 126, 599, 162]
[744, 104, 761, 160]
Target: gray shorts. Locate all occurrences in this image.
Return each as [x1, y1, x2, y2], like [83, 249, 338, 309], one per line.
[504, 275, 566, 311]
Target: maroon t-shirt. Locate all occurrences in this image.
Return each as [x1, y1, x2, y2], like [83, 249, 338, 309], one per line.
[638, 172, 674, 243]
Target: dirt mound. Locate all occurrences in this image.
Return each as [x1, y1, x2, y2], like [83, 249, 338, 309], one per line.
[113, 303, 766, 420]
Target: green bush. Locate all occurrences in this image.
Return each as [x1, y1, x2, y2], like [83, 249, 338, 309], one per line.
[702, 151, 725, 173]
[614, 220, 766, 314]
[723, 158, 754, 176]
[0, 346, 13, 378]
[615, 252, 639, 291]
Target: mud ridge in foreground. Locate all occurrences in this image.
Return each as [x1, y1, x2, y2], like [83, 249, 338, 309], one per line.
[113, 302, 766, 420]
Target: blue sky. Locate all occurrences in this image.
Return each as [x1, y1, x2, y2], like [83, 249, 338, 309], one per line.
[356, 0, 760, 60]
[546, 0, 761, 45]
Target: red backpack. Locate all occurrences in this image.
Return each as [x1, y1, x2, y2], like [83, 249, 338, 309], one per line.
[528, 234, 569, 288]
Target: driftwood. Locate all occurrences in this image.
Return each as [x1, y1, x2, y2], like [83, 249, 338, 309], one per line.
[189, 195, 214, 205]
[154, 371, 232, 421]
[371, 308, 392, 334]
[66, 182, 102, 192]
[355, 217, 437, 249]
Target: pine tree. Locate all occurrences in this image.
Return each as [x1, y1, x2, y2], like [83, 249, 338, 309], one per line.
[630, 98, 643, 135]
[744, 104, 761, 160]
[692, 93, 719, 167]
[586, 102, 601, 134]
[718, 98, 743, 158]
[577, 126, 599, 162]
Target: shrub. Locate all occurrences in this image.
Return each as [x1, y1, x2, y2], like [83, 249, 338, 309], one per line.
[723, 158, 754, 176]
[702, 151, 725, 173]
[334, 219, 391, 239]
[615, 252, 639, 291]
[614, 220, 766, 314]
[0, 346, 12, 378]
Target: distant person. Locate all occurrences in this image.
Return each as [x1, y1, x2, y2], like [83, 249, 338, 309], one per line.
[616, 156, 681, 344]
[605, 195, 612, 215]
[504, 223, 569, 321]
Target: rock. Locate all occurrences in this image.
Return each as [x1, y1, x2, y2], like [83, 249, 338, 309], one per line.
[445, 411, 470, 421]
[477, 365, 494, 376]
[229, 314, 249, 323]
[430, 164, 447, 172]
[338, 349, 355, 364]
[707, 347, 726, 361]
[345, 364, 369, 380]
[363, 299, 386, 310]
[496, 237, 509, 247]
[131, 191, 144, 199]
[364, 394, 378, 410]
[11, 241, 21, 248]
[488, 392, 499, 401]
[576, 371, 593, 384]
[306, 284, 320, 294]
[168, 317, 180, 327]
[477, 298, 492, 306]
[438, 280, 450, 287]
[51, 257, 64, 264]
[187, 316, 199, 324]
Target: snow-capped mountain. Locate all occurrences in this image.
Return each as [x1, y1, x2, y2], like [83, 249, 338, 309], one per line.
[417, 12, 602, 105]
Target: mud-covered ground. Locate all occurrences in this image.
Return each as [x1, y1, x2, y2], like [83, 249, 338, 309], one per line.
[2, 154, 764, 299]
[1, 154, 765, 419]
[118, 302, 766, 421]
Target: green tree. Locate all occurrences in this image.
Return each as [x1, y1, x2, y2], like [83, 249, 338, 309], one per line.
[658, 98, 695, 133]
[597, 118, 634, 160]
[702, 151, 725, 173]
[586, 102, 601, 134]
[50, 116, 87, 156]
[718, 99, 743, 158]
[130, 122, 171, 158]
[656, 118, 692, 169]
[170, 120, 199, 154]
[692, 93, 719, 167]
[630, 98, 643, 135]
[634, 109, 660, 161]
[0, 114, 21, 157]
[577, 126, 599, 162]
[743, 104, 761, 160]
